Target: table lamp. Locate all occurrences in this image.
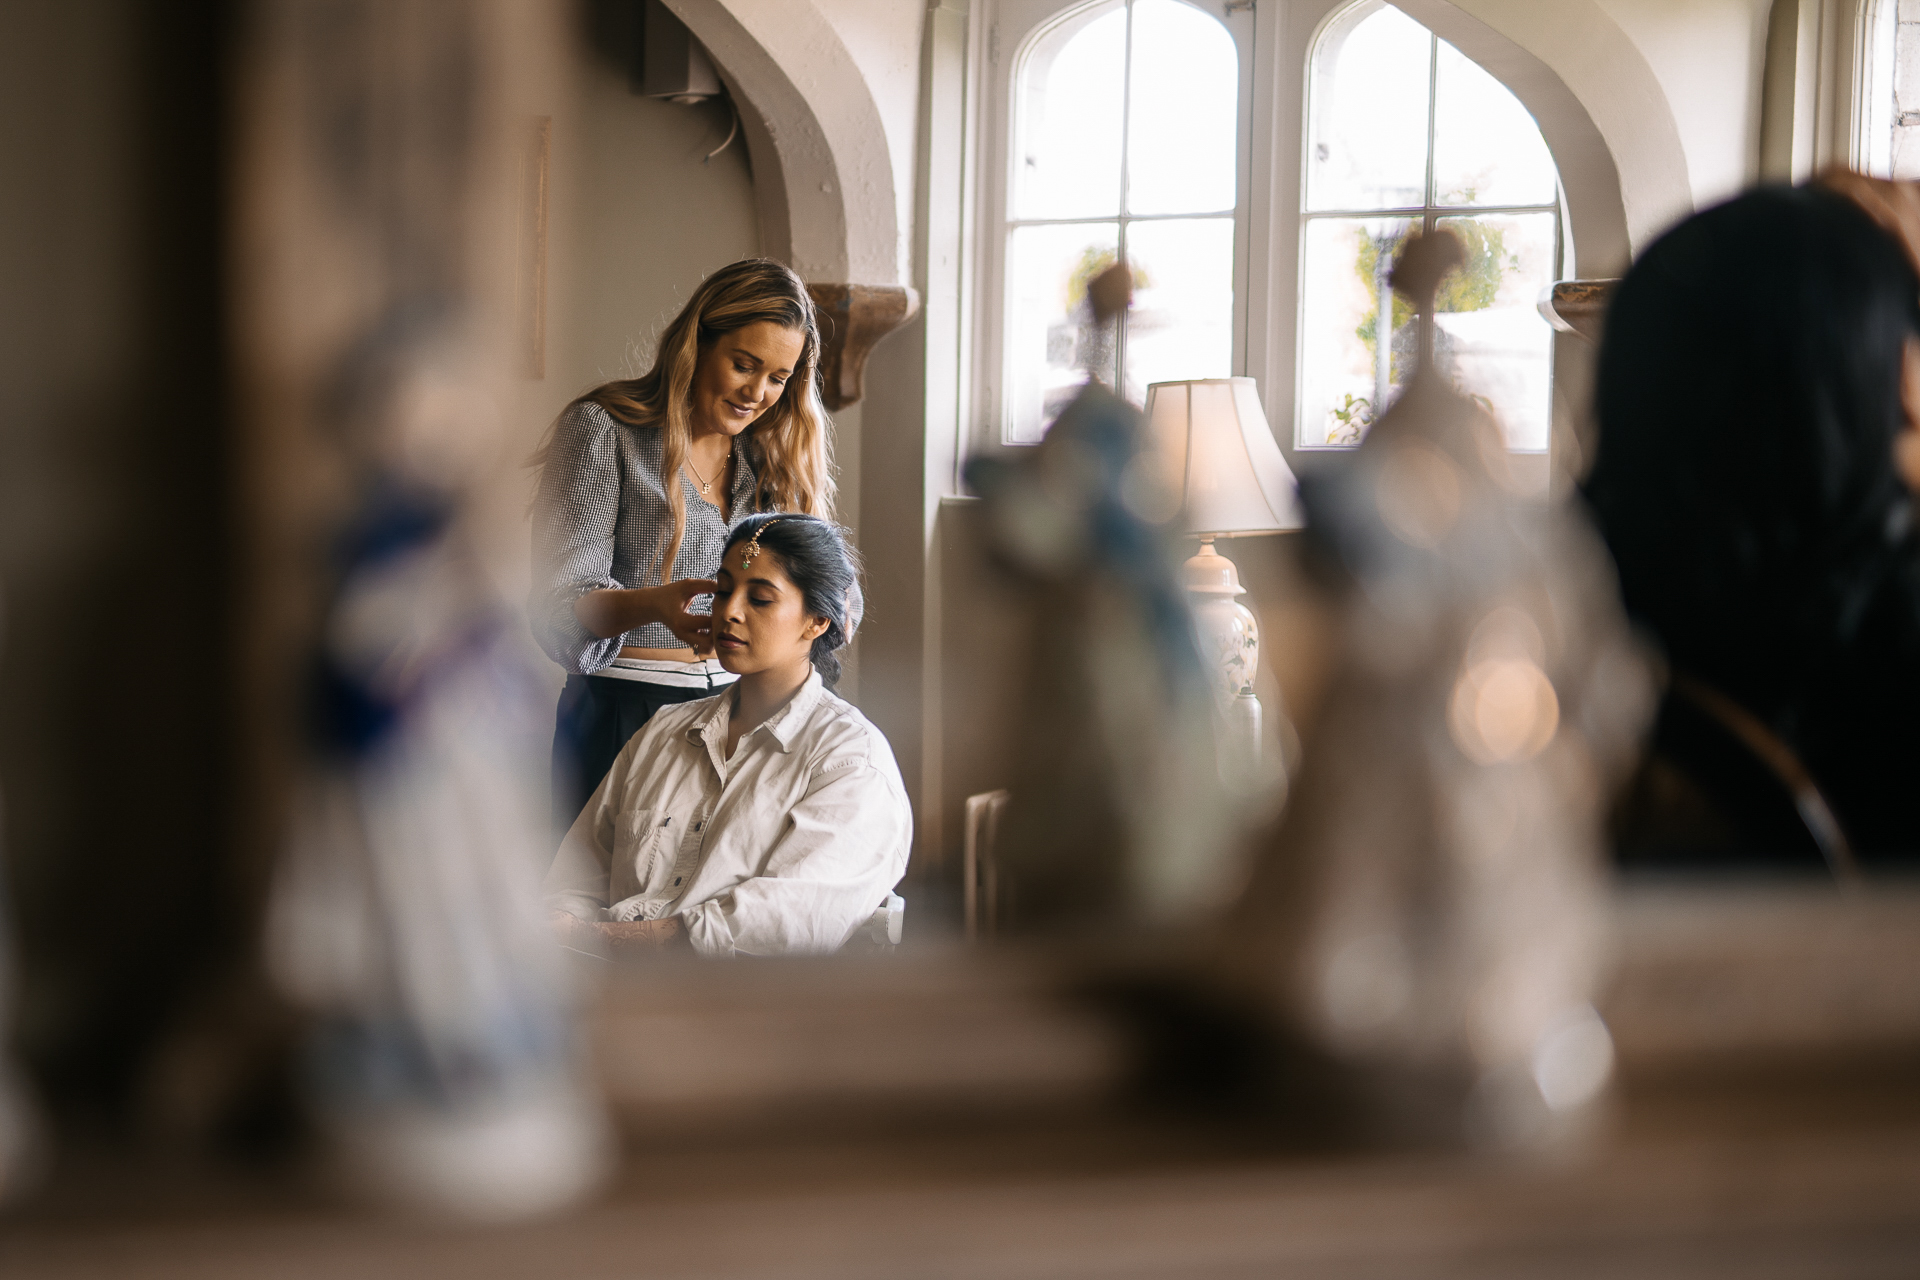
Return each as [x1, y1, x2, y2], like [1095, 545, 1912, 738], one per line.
[1142, 377, 1304, 770]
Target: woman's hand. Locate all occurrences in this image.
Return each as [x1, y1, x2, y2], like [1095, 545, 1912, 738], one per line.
[599, 917, 690, 958]
[647, 578, 720, 653]
[574, 579, 720, 652]
[549, 911, 689, 959]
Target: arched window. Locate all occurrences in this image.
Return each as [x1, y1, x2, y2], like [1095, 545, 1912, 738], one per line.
[1858, 0, 1920, 178]
[1297, 1, 1561, 451]
[1001, 0, 1242, 444]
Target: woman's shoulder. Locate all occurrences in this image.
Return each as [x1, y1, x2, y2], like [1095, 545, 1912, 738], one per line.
[647, 687, 728, 738]
[799, 689, 906, 783]
[607, 689, 722, 772]
[555, 397, 618, 435]
[558, 396, 663, 444]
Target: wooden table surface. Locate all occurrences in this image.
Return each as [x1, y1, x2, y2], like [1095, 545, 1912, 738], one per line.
[7, 885, 1920, 1278]
[5, 1092, 1920, 1279]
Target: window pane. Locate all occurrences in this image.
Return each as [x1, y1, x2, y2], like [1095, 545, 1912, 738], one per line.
[1895, 4, 1920, 179]
[1304, 4, 1432, 212]
[1014, 3, 1127, 220]
[1126, 0, 1238, 215]
[1431, 39, 1556, 207]
[1297, 215, 1414, 447]
[1862, 0, 1896, 177]
[1005, 222, 1121, 444]
[1123, 216, 1234, 402]
[1433, 212, 1557, 451]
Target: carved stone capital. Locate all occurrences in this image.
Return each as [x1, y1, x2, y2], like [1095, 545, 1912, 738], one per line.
[1538, 278, 1616, 345]
[807, 283, 920, 409]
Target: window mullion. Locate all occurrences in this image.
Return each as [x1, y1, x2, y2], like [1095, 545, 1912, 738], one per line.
[1115, 0, 1135, 392]
[1423, 31, 1439, 236]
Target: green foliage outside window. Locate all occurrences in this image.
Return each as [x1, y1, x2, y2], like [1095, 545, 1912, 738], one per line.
[1353, 217, 1517, 382]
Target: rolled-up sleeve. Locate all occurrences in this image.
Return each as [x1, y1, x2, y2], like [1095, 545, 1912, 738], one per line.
[531, 402, 625, 675]
[681, 758, 912, 958]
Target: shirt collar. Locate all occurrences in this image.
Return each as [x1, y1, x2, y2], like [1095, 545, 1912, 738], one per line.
[685, 667, 825, 758]
[761, 668, 825, 751]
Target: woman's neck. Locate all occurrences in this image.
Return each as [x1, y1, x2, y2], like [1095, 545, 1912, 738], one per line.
[687, 426, 736, 510]
[688, 424, 733, 462]
[727, 658, 814, 754]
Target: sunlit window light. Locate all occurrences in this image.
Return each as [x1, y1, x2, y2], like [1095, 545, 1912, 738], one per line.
[1298, 1, 1562, 452]
[1004, 0, 1239, 445]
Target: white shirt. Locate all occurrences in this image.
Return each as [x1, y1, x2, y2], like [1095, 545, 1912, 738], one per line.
[543, 669, 911, 956]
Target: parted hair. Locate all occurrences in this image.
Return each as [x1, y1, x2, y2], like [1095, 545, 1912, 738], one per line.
[723, 513, 863, 689]
[535, 259, 834, 580]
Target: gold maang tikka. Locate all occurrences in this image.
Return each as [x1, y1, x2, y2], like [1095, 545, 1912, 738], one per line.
[739, 519, 780, 571]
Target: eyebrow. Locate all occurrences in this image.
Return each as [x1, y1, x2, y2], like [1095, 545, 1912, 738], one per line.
[718, 572, 783, 589]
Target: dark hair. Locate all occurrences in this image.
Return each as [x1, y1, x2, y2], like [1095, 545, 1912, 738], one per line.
[1583, 185, 1920, 716]
[722, 513, 863, 688]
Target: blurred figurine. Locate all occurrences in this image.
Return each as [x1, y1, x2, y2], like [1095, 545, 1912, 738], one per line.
[267, 325, 612, 1219]
[1223, 231, 1653, 1146]
[966, 264, 1248, 931]
[0, 610, 44, 1200]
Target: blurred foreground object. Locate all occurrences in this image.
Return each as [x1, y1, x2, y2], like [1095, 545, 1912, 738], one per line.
[0, 609, 43, 1199]
[1588, 181, 1920, 870]
[237, 1, 608, 1217]
[1815, 169, 1920, 277]
[1223, 230, 1654, 1147]
[1142, 377, 1302, 805]
[965, 264, 1248, 931]
[266, 455, 611, 1218]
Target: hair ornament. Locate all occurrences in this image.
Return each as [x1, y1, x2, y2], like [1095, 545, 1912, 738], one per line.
[740, 518, 780, 571]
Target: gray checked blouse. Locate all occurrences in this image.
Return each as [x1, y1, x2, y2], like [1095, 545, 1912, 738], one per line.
[532, 400, 760, 674]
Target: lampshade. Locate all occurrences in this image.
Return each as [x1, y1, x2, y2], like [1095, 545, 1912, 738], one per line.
[1143, 377, 1304, 536]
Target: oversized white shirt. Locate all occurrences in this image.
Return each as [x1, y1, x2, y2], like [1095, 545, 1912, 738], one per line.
[543, 669, 911, 957]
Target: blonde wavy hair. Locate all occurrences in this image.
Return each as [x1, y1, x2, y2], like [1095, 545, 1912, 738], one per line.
[535, 258, 834, 582]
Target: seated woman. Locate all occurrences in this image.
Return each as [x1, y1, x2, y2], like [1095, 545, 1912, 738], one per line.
[543, 514, 910, 955]
[1584, 178, 1920, 865]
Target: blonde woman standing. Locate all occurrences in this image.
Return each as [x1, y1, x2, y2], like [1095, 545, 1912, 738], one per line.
[532, 259, 833, 826]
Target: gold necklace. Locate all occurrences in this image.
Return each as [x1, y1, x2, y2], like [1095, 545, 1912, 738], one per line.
[686, 442, 732, 497]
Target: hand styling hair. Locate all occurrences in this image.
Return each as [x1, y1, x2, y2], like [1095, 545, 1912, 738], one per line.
[532, 258, 834, 579]
[724, 513, 863, 688]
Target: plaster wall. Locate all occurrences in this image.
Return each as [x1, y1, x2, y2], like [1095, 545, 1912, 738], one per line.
[813, 0, 927, 284]
[506, 50, 759, 439]
[501, 40, 762, 713]
[667, 0, 912, 286]
[1434, 0, 1767, 257]
[1592, 0, 1775, 209]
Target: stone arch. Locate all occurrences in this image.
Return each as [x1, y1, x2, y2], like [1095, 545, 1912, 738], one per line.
[661, 0, 918, 406]
[1392, 0, 1692, 274]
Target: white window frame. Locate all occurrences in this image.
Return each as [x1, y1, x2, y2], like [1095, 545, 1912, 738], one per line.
[971, 0, 1257, 453]
[1294, 1, 1563, 454]
[1854, 0, 1920, 178]
[967, 0, 1618, 483]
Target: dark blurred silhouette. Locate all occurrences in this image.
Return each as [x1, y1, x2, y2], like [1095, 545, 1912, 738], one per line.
[1586, 183, 1920, 869]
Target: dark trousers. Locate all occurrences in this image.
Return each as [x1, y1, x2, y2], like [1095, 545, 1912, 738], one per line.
[551, 675, 720, 833]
